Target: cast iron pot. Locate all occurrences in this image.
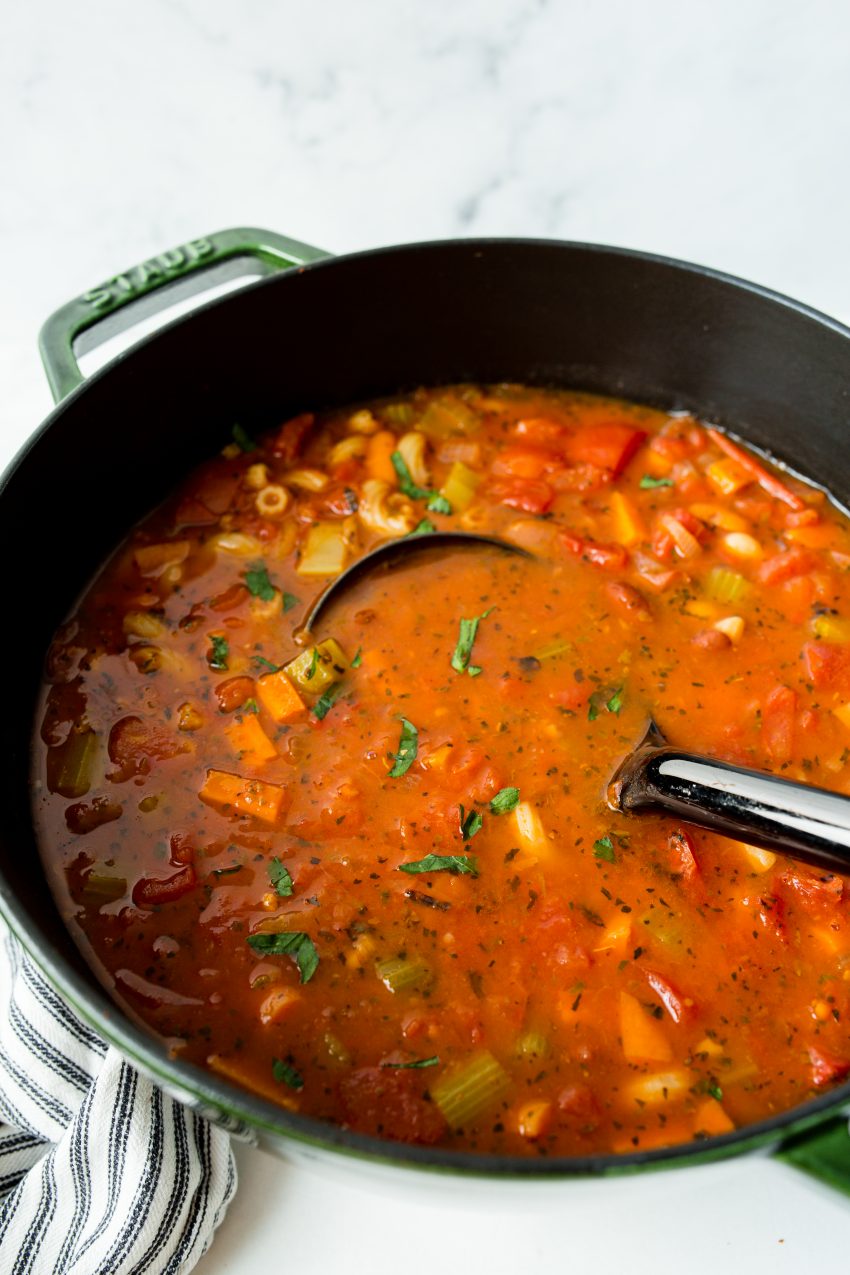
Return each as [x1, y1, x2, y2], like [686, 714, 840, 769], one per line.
[3, 226, 850, 1190]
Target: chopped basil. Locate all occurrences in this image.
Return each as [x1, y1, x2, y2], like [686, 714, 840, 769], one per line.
[389, 717, 418, 777]
[313, 683, 343, 720]
[467, 665, 482, 677]
[269, 857, 294, 897]
[232, 423, 258, 452]
[640, 474, 674, 490]
[409, 519, 437, 537]
[708, 1082, 724, 1101]
[351, 647, 363, 668]
[242, 698, 259, 714]
[381, 1055, 440, 1069]
[208, 635, 229, 670]
[282, 591, 300, 613]
[593, 835, 616, 863]
[459, 805, 483, 841]
[253, 654, 280, 672]
[246, 931, 319, 982]
[426, 493, 452, 515]
[391, 451, 430, 500]
[579, 904, 605, 927]
[451, 608, 493, 675]
[272, 1057, 304, 1090]
[305, 648, 319, 680]
[398, 854, 479, 877]
[245, 561, 276, 602]
[490, 787, 520, 814]
[588, 684, 624, 721]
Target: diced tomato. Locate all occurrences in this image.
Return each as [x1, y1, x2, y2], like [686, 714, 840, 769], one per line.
[762, 685, 796, 764]
[557, 1083, 600, 1121]
[295, 481, 359, 521]
[548, 464, 613, 493]
[107, 716, 190, 780]
[550, 682, 588, 713]
[491, 447, 561, 480]
[561, 532, 628, 571]
[782, 867, 843, 919]
[272, 412, 314, 462]
[487, 478, 554, 514]
[563, 424, 646, 476]
[169, 832, 194, 865]
[778, 575, 815, 625]
[132, 865, 196, 908]
[801, 642, 850, 691]
[758, 547, 815, 586]
[754, 892, 787, 942]
[514, 417, 569, 447]
[338, 1067, 446, 1143]
[808, 1046, 850, 1088]
[668, 829, 702, 897]
[643, 969, 694, 1024]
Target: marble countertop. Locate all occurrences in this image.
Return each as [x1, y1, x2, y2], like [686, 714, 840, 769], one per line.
[4, 0, 850, 1270]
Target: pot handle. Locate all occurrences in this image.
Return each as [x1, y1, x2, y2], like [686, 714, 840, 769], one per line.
[38, 227, 331, 403]
[777, 1115, 850, 1196]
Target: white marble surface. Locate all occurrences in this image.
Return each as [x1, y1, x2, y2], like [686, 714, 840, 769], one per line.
[4, 0, 850, 1270]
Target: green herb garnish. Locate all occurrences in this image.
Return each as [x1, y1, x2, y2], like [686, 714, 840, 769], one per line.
[313, 683, 343, 721]
[272, 1057, 304, 1090]
[451, 608, 493, 675]
[426, 493, 452, 515]
[253, 654, 280, 672]
[246, 932, 318, 983]
[606, 687, 624, 714]
[269, 857, 294, 897]
[459, 805, 483, 841]
[489, 787, 520, 814]
[232, 423, 257, 453]
[588, 685, 624, 721]
[381, 1056, 440, 1069]
[398, 854, 479, 877]
[242, 698, 259, 714]
[708, 1083, 724, 1101]
[209, 635, 229, 670]
[409, 519, 437, 537]
[282, 591, 300, 614]
[391, 451, 430, 500]
[593, 835, 616, 863]
[639, 474, 674, 490]
[389, 717, 418, 777]
[245, 561, 276, 602]
[351, 648, 363, 668]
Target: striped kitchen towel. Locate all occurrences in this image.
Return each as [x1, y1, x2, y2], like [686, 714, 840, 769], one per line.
[0, 922, 237, 1274]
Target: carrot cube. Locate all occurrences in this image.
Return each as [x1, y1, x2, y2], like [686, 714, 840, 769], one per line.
[609, 491, 646, 546]
[224, 715, 278, 766]
[619, 990, 673, 1062]
[705, 458, 751, 497]
[256, 670, 307, 724]
[692, 1097, 735, 1136]
[515, 1100, 553, 1140]
[367, 430, 399, 483]
[258, 986, 301, 1026]
[199, 769, 287, 825]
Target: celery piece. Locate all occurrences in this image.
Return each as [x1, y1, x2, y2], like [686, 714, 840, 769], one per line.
[81, 873, 127, 902]
[431, 1050, 511, 1126]
[515, 1030, 549, 1060]
[440, 461, 481, 513]
[376, 956, 432, 993]
[813, 613, 850, 643]
[382, 402, 416, 427]
[418, 398, 478, 439]
[54, 730, 98, 798]
[704, 566, 751, 605]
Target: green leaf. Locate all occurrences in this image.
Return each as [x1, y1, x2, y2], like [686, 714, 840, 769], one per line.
[606, 687, 624, 714]
[588, 685, 624, 721]
[459, 805, 483, 841]
[209, 635, 229, 670]
[268, 857, 293, 897]
[244, 561, 276, 602]
[253, 654, 280, 672]
[593, 835, 616, 863]
[232, 423, 257, 453]
[381, 1055, 440, 1069]
[272, 1057, 304, 1090]
[282, 591, 300, 614]
[467, 665, 483, 678]
[426, 493, 452, 515]
[451, 608, 493, 674]
[409, 519, 436, 537]
[351, 647, 363, 668]
[313, 682, 343, 721]
[242, 698, 259, 714]
[640, 474, 674, 490]
[708, 1083, 724, 1101]
[246, 931, 319, 982]
[398, 854, 479, 877]
[391, 451, 431, 500]
[489, 787, 520, 815]
[389, 717, 418, 777]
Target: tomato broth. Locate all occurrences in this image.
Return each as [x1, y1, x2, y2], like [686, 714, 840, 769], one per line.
[33, 385, 850, 1157]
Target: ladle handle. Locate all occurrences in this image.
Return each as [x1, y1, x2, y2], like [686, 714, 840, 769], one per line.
[611, 745, 850, 874]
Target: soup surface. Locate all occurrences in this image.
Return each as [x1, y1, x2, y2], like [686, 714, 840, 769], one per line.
[34, 385, 850, 1158]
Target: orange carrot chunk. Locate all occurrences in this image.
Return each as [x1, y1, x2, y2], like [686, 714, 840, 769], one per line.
[256, 670, 307, 724]
[224, 716, 278, 766]
[199, 769, 287, 825]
